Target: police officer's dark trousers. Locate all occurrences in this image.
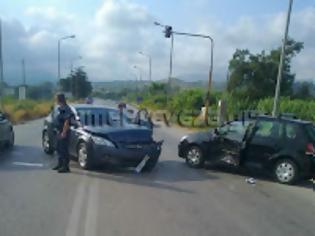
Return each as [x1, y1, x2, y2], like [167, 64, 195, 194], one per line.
[57, 136, 70, 170]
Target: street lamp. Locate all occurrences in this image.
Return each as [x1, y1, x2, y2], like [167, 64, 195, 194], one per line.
[155, 22, 214, 125]
[58, 34, 75, 84]
[133, 65, 143, 81]
[139, 52, 152, 82]
[272, 0, 294, 117]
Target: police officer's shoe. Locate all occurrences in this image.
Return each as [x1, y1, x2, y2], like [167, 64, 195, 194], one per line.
[52, 163, 62, 170]
[58, 166, 70, 173]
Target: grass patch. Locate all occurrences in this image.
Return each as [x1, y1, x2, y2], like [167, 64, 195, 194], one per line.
[2, 98, 53, 124]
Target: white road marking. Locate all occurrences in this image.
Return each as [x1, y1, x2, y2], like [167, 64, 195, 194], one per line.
[66, 178, 88, 236]
[84, 179, 99, 236]
[12, 162, 44, 167]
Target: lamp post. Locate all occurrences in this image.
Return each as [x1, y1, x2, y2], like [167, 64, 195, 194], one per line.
[133, 65, 142, 82]
[155, 22, 214, 125]
[139, 51, 152, 82]
[58, 34, 75, 88]
[272, 0, 294, 117]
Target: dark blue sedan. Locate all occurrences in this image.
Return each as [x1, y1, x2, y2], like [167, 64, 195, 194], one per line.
[42, 104, 162, 172]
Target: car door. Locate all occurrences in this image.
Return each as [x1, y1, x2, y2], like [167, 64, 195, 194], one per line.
[244, 119, 283, 168]
[210, 122, 247, 163]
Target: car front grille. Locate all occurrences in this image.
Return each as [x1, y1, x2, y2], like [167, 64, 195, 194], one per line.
[122, 143, 153, 150]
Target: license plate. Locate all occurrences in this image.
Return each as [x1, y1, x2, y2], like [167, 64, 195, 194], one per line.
[135, 155, 150, 173]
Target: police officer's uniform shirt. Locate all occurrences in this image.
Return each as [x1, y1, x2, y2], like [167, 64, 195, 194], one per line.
[56, 105, 74, 133]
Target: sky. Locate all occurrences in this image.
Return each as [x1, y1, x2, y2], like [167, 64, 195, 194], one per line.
[0, 0, 314, 85]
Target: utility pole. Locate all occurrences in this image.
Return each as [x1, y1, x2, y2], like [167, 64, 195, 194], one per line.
[168, 33, 174, 98]
[272, 0, 294, 117]
[57, 34, 75, 90]
[22, 59, 26, 85]
[0, 18, 4, 107]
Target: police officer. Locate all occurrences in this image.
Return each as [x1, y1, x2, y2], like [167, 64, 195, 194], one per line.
[52, 93, 74, 173]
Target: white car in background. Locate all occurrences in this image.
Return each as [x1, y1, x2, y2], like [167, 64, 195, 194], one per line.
[0, 111, 14, 150]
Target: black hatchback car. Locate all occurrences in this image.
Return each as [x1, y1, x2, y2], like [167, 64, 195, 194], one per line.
[42, 104, 163, 171]
[178, 116, 315, 184]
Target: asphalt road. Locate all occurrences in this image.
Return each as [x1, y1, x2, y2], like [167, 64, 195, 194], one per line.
[0, 118, 315, 236]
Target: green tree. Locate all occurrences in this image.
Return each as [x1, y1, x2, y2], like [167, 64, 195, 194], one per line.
[170, 89, 204, 113]
[61, 67, 92, 98]
[28, 82, 54, 100]
[294, 81, 313, 100]
[227, 39, 304, 101]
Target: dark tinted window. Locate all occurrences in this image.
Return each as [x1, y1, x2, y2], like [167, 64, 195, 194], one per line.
[285, 123, 300, 141]
[219, 122, 249, 141]
[255, 120, 281, 139]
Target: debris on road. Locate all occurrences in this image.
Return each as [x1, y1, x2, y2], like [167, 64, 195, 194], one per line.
[245, 177, 256, 185]
[135, 155, 150, 173]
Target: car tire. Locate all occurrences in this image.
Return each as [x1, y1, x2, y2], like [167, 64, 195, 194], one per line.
[185, 145, 204, 168]
[142, 156, 159, 172]
[42, 131, 54, 155]
[77, 142, 93, 170]
[273, 159, 299, 184]
[7, 131, 14, 149]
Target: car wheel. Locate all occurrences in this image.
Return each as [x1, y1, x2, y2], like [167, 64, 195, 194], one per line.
[42, 131, 54, 155]
[77, 142, 93, 170]
[7, 131, 14, 149]
[273, 159, 299, 184]
[142, 156, 159, 172]
[185, 145, 204, 168]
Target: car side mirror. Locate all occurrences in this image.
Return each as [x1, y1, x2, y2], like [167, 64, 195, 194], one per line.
[0, 113, 6, 121]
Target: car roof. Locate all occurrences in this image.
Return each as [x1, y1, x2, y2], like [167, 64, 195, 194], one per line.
[256, 115, 312, 125]
[70, 104, 118, 111]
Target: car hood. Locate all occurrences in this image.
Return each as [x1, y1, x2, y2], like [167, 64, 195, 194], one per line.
[184, 130, 214, 143]
[83, 125, 153, 143]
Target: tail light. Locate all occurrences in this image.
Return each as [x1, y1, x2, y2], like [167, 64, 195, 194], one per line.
[305, 143, 315, 156]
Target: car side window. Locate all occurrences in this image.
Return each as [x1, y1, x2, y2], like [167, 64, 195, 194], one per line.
[225, 123, 246, 142]
[254, 120, 281, 139]
[285, 123, 300, 141]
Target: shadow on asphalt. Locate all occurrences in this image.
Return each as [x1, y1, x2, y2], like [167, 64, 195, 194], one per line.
[69, 159, 220, 194]
[205, 163, 315, 191]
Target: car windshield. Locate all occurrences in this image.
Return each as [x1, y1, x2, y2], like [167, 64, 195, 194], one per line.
[75, 107, 129, 126]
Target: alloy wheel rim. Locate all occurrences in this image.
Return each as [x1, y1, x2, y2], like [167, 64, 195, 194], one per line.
[187, 148, 201, 165]
[276, 162, 295, 183]
[43, 133, 49, 150]
[78, 145, 87, 167]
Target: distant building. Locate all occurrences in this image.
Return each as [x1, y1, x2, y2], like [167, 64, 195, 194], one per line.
[18, 85, 27, 100]
[3, 87, 16, 96]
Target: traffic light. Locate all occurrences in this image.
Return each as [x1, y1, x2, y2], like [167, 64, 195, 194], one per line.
[164, 26, 172, 38]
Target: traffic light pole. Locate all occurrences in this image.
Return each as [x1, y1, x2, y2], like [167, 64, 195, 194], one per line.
[171, 31, 214, 126]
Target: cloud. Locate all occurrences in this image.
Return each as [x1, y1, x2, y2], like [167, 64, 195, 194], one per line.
[0, 1, 314, 86]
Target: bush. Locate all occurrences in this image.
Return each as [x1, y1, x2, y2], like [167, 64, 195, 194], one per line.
[2, 98, 53, 124]
[257, 97, 315, 121]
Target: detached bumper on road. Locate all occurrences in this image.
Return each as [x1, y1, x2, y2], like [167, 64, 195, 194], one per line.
[91, 142, 162, 167]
